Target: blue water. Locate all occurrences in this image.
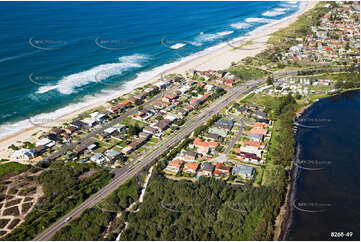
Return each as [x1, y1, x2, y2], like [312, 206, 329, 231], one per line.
[0, 1, 300, 138]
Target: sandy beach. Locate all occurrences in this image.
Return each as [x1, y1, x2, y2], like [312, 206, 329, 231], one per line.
[0, 1, 318, 161]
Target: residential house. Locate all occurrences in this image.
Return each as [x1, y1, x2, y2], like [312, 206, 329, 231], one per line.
[253, 111, 267, 119]
[104, 149, 121, 163]
[50, 128, 64, 136]
[249, 127, 268, 136]
[65, 125, 79, 135]
[33, 145, 46, 157]
[143, 126, 158, 135]
[152, 119, 172, 132]
[165, 158, 184, 174]
[232, 164, 255, 179]
[215, 120, 234, 131]
[183, 162, 200, 174]
[208, 127, 228, 138]
[90, 153, 106, 165]
[243, 140, 265, 149]
[214, 163, 231, 177]
[197, 162, 215, 177]
[193, 138, 219, 154]
[247, 133, 264, 142]
[81, 117, 97, 129]
[70, 120, 85, 130]
[139, 132, 152, 139]
[11, 148, 34, 160]
[236, 151, 261, 164]
[181, 150, 198, 161]
[122, 137, 148, 154]
[205, 133, 223, 142]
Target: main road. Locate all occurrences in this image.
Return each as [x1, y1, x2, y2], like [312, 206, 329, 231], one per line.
[32, 73, 281, 240]
[34, 67, 329, 240]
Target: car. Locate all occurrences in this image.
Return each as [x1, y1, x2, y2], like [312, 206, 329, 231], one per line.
[65, 216, 72, 223]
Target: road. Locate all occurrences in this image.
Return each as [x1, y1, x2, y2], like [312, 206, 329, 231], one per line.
[223, 119, 245, 155]
[34, 67, 331, 240]
[34, 78, 261, 241]
[41, 83, 181, 164]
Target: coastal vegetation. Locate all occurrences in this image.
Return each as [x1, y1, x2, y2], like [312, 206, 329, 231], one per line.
[228, 64, 269, 80]
[52, 176, 142, 241]
[0, 162, 30, 178]
[2, 162, 112, 241]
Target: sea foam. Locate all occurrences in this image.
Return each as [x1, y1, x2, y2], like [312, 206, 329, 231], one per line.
[36, 54, 149, 95]
[230, 22, 251, 29]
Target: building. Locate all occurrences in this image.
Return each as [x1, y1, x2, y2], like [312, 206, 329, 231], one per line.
[183, 162, 200, 174]
[122, 137, 148, 155]
[249, 127, 268, 136]
[193, 138, 219, 154]
[143, 126, 158, 135]
[49, 128, 64, 136]
[104, 149, 121, 163]
[165, 158, 183, 174]
[197, 162, 215, 177]
[181, 150, 198, 161]
[70, 120, 85, 130]
[139, 132, 152, 139]
[243, 140, 265, 149]
[81, 117, 97, 129]
[214, 163, 231, 177]
[11, 148, 34, 160]
[232, 164, 255, 179]
[208, 127, 228, 138]
[236, 151, 261, 164]
[214, 120, 234, 131]
[152, 119, 172, 132]
[205, 133, 223, 142]
[247, 133, 264, 142]
[90, 153, 106, 165]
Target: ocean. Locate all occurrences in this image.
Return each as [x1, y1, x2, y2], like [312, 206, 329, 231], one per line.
[0, 1, 302, 138]
[284, 90, 360, 240]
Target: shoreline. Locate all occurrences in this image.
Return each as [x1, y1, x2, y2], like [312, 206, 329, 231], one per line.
[275, 88, 361, 240]
[0, 1, 318, 160]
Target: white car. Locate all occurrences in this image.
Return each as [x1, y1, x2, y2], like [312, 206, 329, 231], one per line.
[65, 216, 72, 223]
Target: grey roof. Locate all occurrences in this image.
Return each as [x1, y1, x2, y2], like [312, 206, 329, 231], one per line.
[254, 111, 267, 118]
[236, 107, 247, 112]
[247, 133, 264, 140]
[216, 120, 234, 125]
[205, 133, 221, 140]
[182, 150, 198, 157]
[200, 162, 215, 172]
[232, 164, 254, 176]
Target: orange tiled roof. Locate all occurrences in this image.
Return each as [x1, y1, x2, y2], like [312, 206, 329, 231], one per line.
[243, 140, 264, 148]
[168, 158, 183, 168]
[121, 100, 130, 105]
[194, 138, 218, 148]
[249, 127, 267, 135]
[183, 162, 199, 171]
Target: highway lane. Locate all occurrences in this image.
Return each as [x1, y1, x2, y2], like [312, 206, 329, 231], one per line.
[34, 80, 260, 241]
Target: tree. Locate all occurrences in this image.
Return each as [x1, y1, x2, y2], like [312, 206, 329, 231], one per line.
[266, 76, 274, 85]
